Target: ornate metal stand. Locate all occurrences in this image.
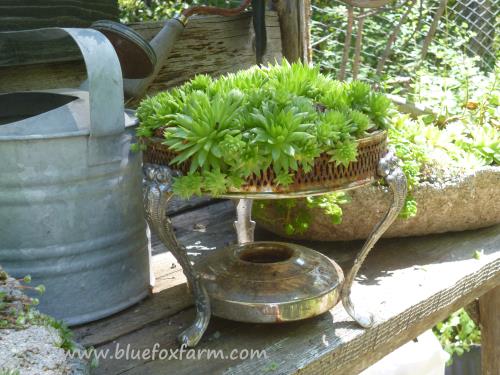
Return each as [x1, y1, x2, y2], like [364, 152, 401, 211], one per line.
[234, 199, 255, 244]
[143, 165, 210, 347]
[142, 150, 407, 347]
[340, 151, 407, 327]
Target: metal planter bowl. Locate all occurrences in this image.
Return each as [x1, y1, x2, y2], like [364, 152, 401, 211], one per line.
[142, 130, 388, 196]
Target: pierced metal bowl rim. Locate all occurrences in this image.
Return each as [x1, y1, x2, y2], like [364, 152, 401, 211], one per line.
[142, 130, 387, 198]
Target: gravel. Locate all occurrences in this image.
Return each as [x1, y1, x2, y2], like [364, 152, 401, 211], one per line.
[0, 266, 89, 375]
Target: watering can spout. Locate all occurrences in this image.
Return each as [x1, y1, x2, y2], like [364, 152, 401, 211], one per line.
[92, 16, 187, 102]
[93, 0, 256, 103]
[123, 16, 186, 101]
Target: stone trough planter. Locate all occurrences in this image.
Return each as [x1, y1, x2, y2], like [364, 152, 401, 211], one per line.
[256, 166, 500, 241]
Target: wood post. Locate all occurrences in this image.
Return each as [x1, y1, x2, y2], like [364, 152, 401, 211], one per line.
[479, 285, 500, 375]
[338, 5, 354, 81]
[352, 8, 365, 80]
[272, 0, 311, 63]
[301, 0, 312, 63]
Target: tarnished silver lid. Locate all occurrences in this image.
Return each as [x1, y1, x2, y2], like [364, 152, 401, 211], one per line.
[197, 241, 344, 323]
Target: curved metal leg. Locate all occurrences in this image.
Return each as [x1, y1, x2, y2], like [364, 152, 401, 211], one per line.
[234, 198, 256, 244]
[341, 150, 407, 327]
[143, 164, 211, 347]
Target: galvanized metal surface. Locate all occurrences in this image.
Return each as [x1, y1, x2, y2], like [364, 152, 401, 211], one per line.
[122, 18, 185, 102]
[0, 28, 149, 325]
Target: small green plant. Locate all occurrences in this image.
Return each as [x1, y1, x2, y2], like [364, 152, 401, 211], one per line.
[0, 270, 44, 329]
[0, 269, 75, 353]
[254, 192, 351, 236]
[433, 308, 481, 363]
[118, 0, 241, 23]
[0, 369, 20, 375]
[137, 61, 391, 198]
[311, 0, 497, 82]
[254, 106, 499, 233]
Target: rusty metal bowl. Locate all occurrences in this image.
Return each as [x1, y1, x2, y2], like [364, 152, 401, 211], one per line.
[196, 242, 344, 323]
[142, 130, 387, 197]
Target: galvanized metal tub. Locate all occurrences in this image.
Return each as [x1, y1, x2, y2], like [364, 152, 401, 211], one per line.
[0, 28, 150, 325]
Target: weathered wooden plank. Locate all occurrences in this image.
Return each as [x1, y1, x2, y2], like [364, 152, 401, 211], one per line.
[301, 0, 312, 63]
[0, 30, 82, 67]
[0, 0, 116, 7]
[479, 285, 500, 375]
[0, 0, 118, 31]
[0, 7, 117, 20]
[73, 250, 188, 347]
[0, 11, 280, 67]
[231, 225, 500, 375]
[137, 12, 282, 100]
[152, 198, 234, 256]
[80, 197, 500, 375]
[0, 12, 282, 97]
[169, 200, 237, 252]
[298, 276, 499, 375]
[73, 200, 236, 347]
[0, 0, 116, 66]
[150, 250, 185, 293]
[96, 269, 499, 375]
[166, 196, 213, 217]
[0, 60, 87, 93]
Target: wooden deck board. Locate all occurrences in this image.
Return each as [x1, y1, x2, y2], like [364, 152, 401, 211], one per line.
[74, 200, 235, 346]
[74, 201, 500, 374]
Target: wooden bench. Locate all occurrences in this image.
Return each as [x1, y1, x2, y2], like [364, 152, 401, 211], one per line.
[74, 200, 500, 374]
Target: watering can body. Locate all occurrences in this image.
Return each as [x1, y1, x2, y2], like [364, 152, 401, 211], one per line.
[0, 28, 150, 325]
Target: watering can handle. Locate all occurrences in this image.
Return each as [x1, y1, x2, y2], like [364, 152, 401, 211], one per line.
[61, 28, 125, 165]
[62, 28, 124, 137]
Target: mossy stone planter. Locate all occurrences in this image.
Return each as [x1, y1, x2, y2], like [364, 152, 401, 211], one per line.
[256, 166, 500, 241]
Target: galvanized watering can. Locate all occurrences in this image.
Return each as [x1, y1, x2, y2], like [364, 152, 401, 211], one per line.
[0, 28, 150, 325]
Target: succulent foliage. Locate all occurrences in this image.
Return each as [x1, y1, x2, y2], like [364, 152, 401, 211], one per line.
[137, 61, 390, 197]
[254, 73, 499, 233]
